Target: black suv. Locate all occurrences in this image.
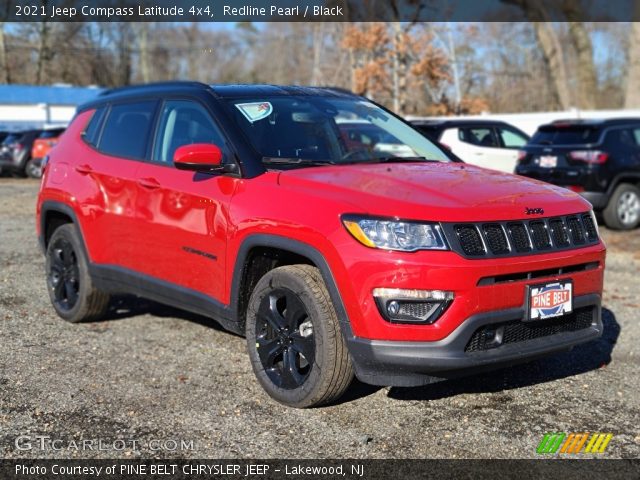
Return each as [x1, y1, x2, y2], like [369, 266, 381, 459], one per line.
[516, 119, 640, 230]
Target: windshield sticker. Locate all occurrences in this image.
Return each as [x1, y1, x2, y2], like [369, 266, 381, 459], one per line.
[235, 102, 273, 123]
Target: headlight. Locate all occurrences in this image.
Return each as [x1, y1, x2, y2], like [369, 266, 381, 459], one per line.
[342, 215, 448, 252]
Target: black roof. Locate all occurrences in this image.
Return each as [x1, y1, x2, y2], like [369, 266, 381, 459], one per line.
[79, 81, 359, 112]
[210, 84, 357, 99]
[411, 118, 514, 128]
[539, 118, 640, 129]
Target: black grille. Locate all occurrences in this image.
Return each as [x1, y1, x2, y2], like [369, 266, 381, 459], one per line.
[582, 214, 597, 240]
[567, 216, 585, 244]
[465, 307, 594, 353]
[483, 224, 509, 254]
[397, 302, 438, 319]
[446, 213, 598, 259]
[507, 223, 531, 252]
[455, 225, 485, 256]
[548, 218, 570, 247]
[529, 221, 552, 250]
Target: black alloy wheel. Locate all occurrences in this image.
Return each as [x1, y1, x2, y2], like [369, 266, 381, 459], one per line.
[255, 288, 315, 389]
[45, 224, 110, 323]
[48, 236, 81, 312]
[245, 265, 354, 408]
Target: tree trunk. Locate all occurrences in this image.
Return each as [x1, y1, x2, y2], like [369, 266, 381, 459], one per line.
[0, 23, 9, 83]
[501, 0, 572, 109]
[391, 23, 400, 112]
[138, 23, 150, 83]
[532, 22, 572, 109]
[311, 23, 324, 86]
[35, 22, 50, 85]
[625, 23, 640, 108]
[566, 22, 597, 109]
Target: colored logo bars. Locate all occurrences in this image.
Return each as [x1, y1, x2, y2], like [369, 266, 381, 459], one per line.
[537, 432, 613, 454]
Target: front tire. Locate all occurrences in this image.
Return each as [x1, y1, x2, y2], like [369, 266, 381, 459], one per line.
[603, 183, 640, 230]
[45, 224, 110, 323]
[245, 265, 354, 408]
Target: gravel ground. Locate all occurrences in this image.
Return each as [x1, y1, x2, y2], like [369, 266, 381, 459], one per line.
[0, 178, 638, 459]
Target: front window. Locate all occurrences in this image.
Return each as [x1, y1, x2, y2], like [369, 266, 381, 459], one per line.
[226, 96, 451, 167]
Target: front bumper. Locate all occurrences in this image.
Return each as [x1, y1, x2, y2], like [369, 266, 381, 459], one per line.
[348, 293, 602, 387]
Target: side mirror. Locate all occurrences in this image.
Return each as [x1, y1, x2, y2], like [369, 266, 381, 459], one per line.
[174, 143, 223, 171]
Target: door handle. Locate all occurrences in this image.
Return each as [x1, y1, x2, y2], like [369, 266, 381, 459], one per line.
[75, 164, 93, 175]
[138, 177, 161, 189]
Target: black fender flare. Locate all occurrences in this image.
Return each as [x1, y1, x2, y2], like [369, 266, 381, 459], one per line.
[230, 233, 356, 340]
[39, 201, 85, 255]
[606, 172, 640, 196]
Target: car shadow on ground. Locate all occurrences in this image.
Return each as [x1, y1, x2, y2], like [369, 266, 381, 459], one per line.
[384, 307, 620, 402]
[99, 295, 230, 333]
[95, 298, 620, 405]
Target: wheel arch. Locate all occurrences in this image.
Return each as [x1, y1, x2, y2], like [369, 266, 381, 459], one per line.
[39, 201, 85, 254]
[230, 234, 354, 339]
[606, 173, 640, 197]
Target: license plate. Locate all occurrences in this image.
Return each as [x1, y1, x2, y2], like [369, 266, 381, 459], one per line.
[538, 155, 558, 168]
[528, 281, 573, 321]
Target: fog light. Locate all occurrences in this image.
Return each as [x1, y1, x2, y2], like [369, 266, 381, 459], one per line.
[373, 288, 454, 324]
[387, 301, 400, 315]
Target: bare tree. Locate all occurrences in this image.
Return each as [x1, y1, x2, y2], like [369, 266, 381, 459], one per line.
[0, 23, 9, 83]
[625, 22, 640, 108]
[502, 0, 573, 109]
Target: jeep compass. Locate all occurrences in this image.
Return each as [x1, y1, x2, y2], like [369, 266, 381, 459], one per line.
[37, 82, 605, 407]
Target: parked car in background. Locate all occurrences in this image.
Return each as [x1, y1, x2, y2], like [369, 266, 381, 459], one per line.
[516, 118, 640, 230]
[337, 120, 417, 158]
[29, 127, 66, 178]
[0, 129, 41, 178]
[412, 119, 530, 173]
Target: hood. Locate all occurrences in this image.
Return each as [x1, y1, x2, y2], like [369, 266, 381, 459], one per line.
[277, 162, 591, 222]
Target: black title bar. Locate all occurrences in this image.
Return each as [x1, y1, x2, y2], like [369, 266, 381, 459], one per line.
[2, 0, 638, 22]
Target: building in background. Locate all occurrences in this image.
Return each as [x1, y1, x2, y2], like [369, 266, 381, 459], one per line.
[0, 84, 103, 131]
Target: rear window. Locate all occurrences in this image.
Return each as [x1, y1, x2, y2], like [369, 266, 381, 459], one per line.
[2, 134, 19, 145]
[83, 107, 107, 147]
[530, 126, 601, 145]
[98, 101, 157, 159]
[39, 128, 65, 139]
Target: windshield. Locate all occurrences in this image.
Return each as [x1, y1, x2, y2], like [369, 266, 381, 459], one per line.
[226, 96, 451, 166]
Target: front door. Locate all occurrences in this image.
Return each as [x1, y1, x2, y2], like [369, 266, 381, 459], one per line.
[133, 99, 238, 302]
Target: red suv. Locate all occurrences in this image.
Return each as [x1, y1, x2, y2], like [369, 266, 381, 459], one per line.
[37, 82, 606, 408]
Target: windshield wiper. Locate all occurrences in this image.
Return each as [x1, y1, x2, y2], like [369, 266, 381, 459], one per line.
[262, 157, 335, 166]
[376, 156, 432, 163]
[341, 156, 433, 164]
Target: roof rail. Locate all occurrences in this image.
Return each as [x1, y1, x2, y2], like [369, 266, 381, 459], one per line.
[100, 81, 210, 97]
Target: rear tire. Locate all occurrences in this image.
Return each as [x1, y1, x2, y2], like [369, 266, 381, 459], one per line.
[602, 183, 640, 230]
[45, 224, 110, 323]
[25, 158, 42, 178]
[245, 265, 354, 408]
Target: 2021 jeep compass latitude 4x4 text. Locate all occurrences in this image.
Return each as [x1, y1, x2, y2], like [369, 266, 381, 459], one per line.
[37, 82, 605, 407]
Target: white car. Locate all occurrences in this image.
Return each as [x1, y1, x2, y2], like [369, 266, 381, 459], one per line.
[412, 120, 530, 173]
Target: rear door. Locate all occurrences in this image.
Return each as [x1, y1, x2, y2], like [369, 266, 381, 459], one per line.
[133, 98, 238, 301]
[495, 125, 529, 173]
[452, 126, 507, 170]
[79, 101, 157, 269]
